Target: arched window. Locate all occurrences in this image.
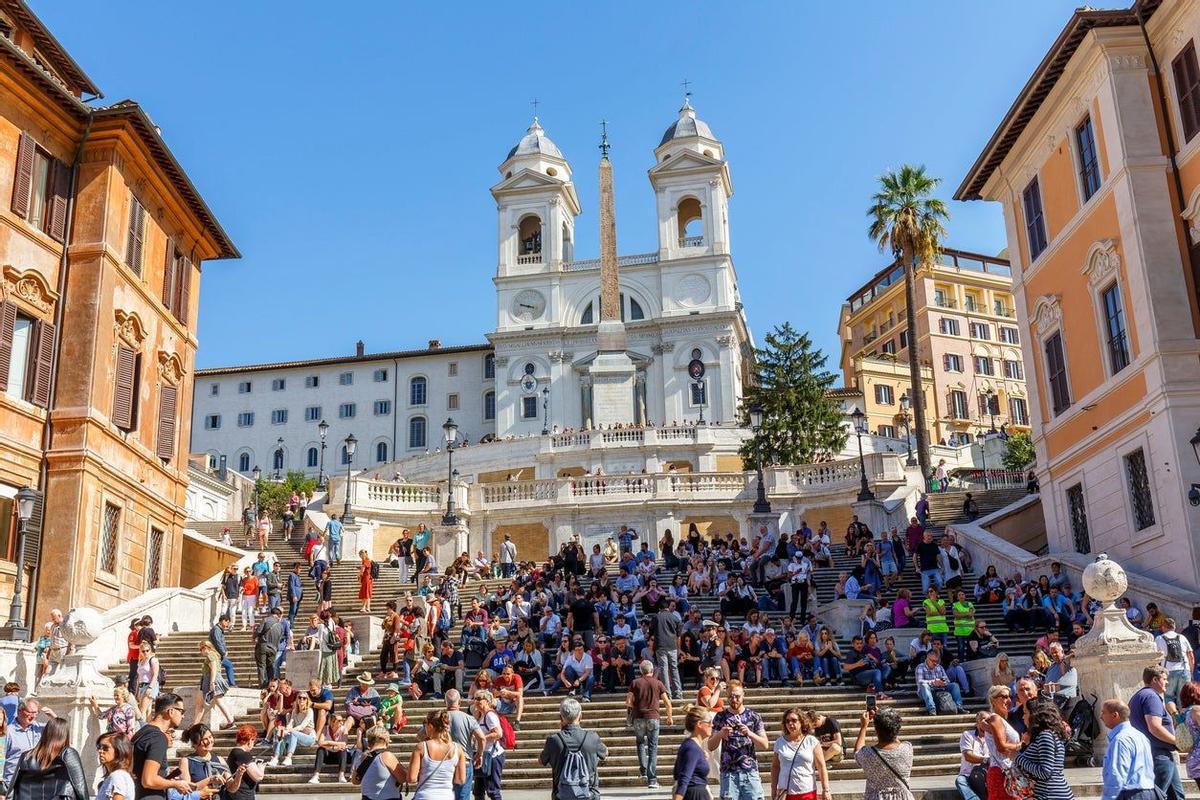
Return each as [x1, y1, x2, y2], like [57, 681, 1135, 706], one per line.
[518, 215, 542, 257]
[409, 416, 427, 449]
[307, 447, 318, 468]
[677, 197, 703, 246]
[376, 441, 388, 463]
[580, 302, 594, 325]
[484, 354, 495, 380]
[273, 449, 284, 471]
[340, 445, 350, 465]
[484, 390, 496, 421]
[629, 297, 645, 321]
[410, 376, 427, 406]
[238, 453, 250, 472]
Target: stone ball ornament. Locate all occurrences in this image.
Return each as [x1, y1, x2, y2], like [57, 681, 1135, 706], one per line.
[1082, 553, 1128, 606]
[61, 607, 103, 648]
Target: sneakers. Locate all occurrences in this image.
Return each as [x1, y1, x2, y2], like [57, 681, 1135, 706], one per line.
[648, 780, 660, 789]
[956, 706, 967, 714]
[582, 696, 591, 703]
[308, 775, 320, 784]
[267, 757, 279, 767]
[337, 773, 347, 783]
[282, 757, 292, 767]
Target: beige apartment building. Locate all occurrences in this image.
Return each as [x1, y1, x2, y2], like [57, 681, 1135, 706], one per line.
[839, 247, 1031, 446]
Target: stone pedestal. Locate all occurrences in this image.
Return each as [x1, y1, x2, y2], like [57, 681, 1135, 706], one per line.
[286, 649, 321, 686]
[343, 615, 384, 654]
[432, 523, 468, 577]
[852, 498, 893, 537]
[342, 522, 374, 561]
[961, 655, 1032, 697]
[747, 511, 781, 537]
[589, 326, 636, 427]
[812, 598, 874, 641]
[1070, 554, 1161, 758]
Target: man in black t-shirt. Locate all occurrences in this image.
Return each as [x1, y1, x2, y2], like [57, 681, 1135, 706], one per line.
[567, 588, 599, 649]
[913, 530, 943, 595]
[131, 692, 193, 799]
[811, 711, 843, 763]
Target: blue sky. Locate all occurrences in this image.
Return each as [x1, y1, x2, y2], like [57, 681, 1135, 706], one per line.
[34, 1, 1093, 372]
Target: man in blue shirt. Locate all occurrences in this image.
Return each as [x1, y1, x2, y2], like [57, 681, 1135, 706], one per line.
[618, 525, 637, 553]
[286, 563, 304, 625]
[413, 523, 431, 552]
[325, 515, 343, 563]
[1101, 698, 1156, 800]
[1129, 665, 1185, 800]
[615, 566, 640, 595]
[1041, 586, 1073, 631]
[4, 698, 55, 788]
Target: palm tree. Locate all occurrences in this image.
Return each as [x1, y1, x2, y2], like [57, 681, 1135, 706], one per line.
[867, 164, 949, 488]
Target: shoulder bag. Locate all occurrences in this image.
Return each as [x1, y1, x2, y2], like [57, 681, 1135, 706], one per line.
[870, 745, 911, 800]
[773, 738, 803, 800]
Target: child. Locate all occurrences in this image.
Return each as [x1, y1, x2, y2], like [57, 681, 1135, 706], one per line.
[378, 684, 407, 733]
[34, 623, 52, 685]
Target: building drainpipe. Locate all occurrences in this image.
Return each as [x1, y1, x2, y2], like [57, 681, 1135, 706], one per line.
[28, 111, 94, 628]
[1138, 7, 1200, 334]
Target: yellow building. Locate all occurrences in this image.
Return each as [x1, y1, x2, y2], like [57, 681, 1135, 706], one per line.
[839, 247, 1031, 446]
[955, 0, 1200, 593]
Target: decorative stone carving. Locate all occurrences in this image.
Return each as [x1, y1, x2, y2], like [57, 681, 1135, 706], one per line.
[2, 266, 56, 314]
[1081, 239, 1120, 288]
[1030, 295, 1063, 337]
[716, 335, 733, 346]
[1109, 53, 1147, 71]
[39, 608, 113, 691]
[114, 310, 148, 347]
[1182, 186, 1200, 244]
[494, 357, 510, 367]
[674, 274, 711, 307]
[157, 351, 185, 386]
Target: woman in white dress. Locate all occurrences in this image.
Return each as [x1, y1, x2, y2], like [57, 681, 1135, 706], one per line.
[406, 710, 465, 800]
[771, 706, 831, 800]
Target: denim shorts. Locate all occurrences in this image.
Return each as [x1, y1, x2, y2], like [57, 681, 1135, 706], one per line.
[720, 769, 764, 800]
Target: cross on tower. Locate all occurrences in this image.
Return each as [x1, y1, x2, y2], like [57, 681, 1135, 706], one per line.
[681, 78, 693, 102]
[530, 97, 540, 120]
[599, 119, 610, 157]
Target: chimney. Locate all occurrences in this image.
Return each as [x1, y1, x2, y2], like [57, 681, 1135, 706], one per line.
[355, 340, 364, 357]
[428, 339, 441, 349]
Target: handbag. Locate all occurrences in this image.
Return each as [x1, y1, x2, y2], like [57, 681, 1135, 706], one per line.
[1003, 765, 1035, 800]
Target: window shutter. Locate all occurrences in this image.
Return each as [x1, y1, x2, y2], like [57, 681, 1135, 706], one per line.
[11, 133, 34, 218]
[20, 489, 43, 568]
[161, 240, 176, 310]
[29, 320, 54, 407]
[47, 159, 70, 242]
[156, 384, 177, 461]
[176, 257, 192, 323]
[125, 198, 145, 275]
[112, 345, 137, 429]
[0, 301, 15, 393]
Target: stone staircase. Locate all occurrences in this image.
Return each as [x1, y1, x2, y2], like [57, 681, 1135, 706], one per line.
[113, 512, 1052, 795]
[925, 488, 1028, 528]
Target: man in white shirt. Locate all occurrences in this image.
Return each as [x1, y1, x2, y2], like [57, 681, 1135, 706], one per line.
[956, 711, 990, 800]
[555, 640, 595, 701]
[786, 551, 812, 620]
[1155, 617, 1194, 710]
[499, 535, 517, 578]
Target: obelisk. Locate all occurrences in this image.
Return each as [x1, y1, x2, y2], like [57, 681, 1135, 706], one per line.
[588, 123, 636, 425]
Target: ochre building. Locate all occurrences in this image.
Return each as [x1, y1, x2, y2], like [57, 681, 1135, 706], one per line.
[839, 247, 1030, 447]
[956, 0, 1200, 592]
[0, 0, 237, 626]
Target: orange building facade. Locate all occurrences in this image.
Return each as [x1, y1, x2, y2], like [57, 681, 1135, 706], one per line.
[957, 0, 1200, 592]
[0, 1, 236, 627]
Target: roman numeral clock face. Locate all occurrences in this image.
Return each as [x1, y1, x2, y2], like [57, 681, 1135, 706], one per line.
[511, 290, 546, 322]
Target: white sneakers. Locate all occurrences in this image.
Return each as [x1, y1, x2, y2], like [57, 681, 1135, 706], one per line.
[267, 757, 279, 767]
[308, 775, 320, 784]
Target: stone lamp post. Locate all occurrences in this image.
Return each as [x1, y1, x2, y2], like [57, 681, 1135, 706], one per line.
[1071, 553, 1161, 758]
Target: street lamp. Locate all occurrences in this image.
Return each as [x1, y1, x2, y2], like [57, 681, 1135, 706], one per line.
[899, 392, 917, 468]
[541, 387, 550, 436]
[749, 402, 771, 514]
[442, 417, 460, 525]
[342, 435, 357, 523]
[251, 465, 262, 519]
[317, 419, 329, 489]
[2, 486, 38, 641]
[274, 436, 284, 480]
[851, 407, 875, 501]
[1189, 427, 1200, 506]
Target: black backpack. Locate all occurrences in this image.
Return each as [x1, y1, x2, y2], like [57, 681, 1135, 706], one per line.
[370, 560, 380, 580]
[1165, 633, 1184, 663]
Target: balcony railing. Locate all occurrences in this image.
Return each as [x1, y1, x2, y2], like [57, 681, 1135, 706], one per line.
[679, 235, 704, 248]
[993, 306, 1014, 318]
[516, 253, 542, 265]
[549, 426, 696, 450]
[935, 298, 957, 309]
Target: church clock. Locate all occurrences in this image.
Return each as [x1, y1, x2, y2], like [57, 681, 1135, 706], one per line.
[510, 290, 546, 322]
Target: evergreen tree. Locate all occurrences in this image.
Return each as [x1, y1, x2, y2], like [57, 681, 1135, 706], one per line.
[739, 323, 848, 467]
[1001, 431, 1035, 471]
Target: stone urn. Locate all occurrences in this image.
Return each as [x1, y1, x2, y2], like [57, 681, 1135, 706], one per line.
[38, 607, 114, 691]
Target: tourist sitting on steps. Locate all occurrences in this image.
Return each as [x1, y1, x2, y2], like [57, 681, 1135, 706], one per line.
[915, 650, 966, 716]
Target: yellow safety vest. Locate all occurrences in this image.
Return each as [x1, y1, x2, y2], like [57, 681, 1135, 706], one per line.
[952, 600, 975, 637]
[923, 598, 948, 634]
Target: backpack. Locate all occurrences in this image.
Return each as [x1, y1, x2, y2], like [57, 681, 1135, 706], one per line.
[369, 560, 380, 580]
[152, 658, 167, 690]
[946, 547, 961, 572]
[497, 713, 517, 750]
[554, 732, 592, 800]
[1165, 633, 1184, 664]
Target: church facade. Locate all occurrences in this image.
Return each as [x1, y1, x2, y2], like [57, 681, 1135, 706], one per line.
[190, 100, 755, 473]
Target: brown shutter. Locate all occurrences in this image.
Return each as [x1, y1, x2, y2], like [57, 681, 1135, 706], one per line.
[125, 198, 144, 275]
[161, 240, 176, 310]
[156, 383, 177, 460]
[0, 301, 16, 393]
[11, 133, 34, 218]
[176, 257, 192, 324]
[47, 159, 70, 242]
[20, 489, 43, 568]
[29, 320, 54, 407]
[112, 345, 136, 429]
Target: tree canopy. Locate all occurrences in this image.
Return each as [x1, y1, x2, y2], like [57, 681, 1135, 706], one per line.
[256, 470, 318, 518]
[1002, 431, 1035, 471]
[739, 322, 848, 468]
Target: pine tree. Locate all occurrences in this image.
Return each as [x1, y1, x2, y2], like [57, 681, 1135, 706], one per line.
[738, 322, 848, 467]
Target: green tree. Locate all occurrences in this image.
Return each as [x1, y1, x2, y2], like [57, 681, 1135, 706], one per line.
[739, 323, 848, 467]
[867, 164, 950, 485]
[1002, 431, 1035, 471]
[255, 470, 318, 519]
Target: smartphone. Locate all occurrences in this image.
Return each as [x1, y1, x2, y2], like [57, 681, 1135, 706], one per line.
[865, 695, 877, 712]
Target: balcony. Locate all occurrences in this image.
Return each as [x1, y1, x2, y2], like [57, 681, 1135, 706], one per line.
[935, 297, 957, 309]
[563, 252, 659, 272]
[679, 235, 704, 248]
[993, 305, 1014, 318]
[863, 329, 879, 344]
[516, 253, 543, 265]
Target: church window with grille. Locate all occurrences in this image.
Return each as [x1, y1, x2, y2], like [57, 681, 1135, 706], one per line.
[146, 527, 164, 589]
[1123, 448, 1156, 530]
[99, 502, 121, 575]
[1065, 484, 1091, 554]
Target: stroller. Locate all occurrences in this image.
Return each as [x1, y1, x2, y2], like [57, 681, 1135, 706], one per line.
[1061, 693, 1100, 766]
